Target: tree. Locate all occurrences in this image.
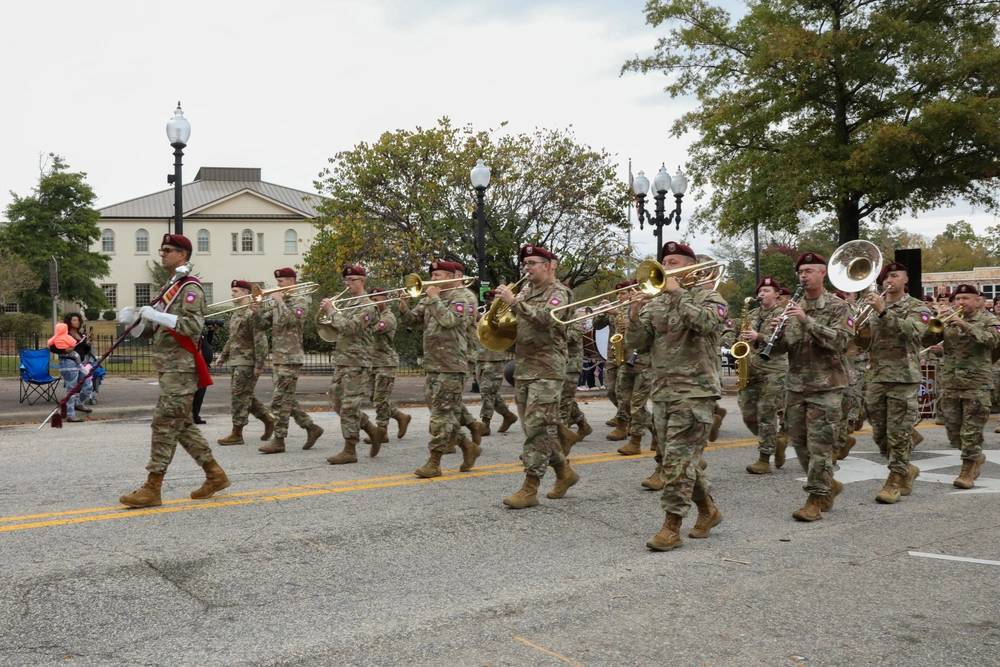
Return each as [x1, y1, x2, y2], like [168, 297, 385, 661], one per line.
[623, 1, 1000, 245]
[305, 118, 632, 296]
[1, 155, 110, 315]
[0, 250, 41, 307]
[922, 221, 995, 271]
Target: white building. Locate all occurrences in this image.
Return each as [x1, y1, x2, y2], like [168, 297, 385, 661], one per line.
[94, 167, 324, 310]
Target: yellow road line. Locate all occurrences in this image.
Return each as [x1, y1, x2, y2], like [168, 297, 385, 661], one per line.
[512, 634, 587, 667]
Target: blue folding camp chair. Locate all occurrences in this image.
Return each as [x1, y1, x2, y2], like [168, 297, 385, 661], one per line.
[19, 349, 61, 405]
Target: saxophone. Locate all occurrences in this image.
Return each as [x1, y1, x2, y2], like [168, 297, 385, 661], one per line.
[608, 307, 627, 367]
[731, 297, 756, 390]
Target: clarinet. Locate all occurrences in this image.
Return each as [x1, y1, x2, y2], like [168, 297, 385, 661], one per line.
[759, 283, 805, 361]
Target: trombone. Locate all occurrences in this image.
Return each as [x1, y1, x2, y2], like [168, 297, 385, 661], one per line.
[329, 274, 476, 312]
[207, 282, 319, 315]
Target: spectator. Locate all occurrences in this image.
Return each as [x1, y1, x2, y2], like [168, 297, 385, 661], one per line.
[579, 307, 605, 390]
[48, 322, 91, 423]
[191, 320, 222, 424]
[64, 313, 96, 407]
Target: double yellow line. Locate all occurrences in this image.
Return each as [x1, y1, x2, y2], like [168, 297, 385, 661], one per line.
[0, 438, 758, 534]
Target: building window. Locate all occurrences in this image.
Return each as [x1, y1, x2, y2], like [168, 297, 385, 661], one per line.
[197, 229, 210, 253]
[284, 229, 298, 254]
[4, 303, 20, 313]
[101, 229, 115, 253]
[981, 285, 994, 300]
[231, 233, 238, 252]
[241, 230, 254, 252]
[203, 283, 213, 305]
[135, 229, 149, 254]
[257, 232, 264, 253]
[135, 283, 152, 306]
[923, 286, 934, 297]
[101, 284, 117, 309]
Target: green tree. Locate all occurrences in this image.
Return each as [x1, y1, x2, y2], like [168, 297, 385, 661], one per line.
[0, 250, 41, 307]
[623, 1, 1000, 245]
[1, 155, 110, 315]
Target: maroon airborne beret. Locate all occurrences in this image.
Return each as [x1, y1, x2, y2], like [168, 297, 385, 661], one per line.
[429, 260, 457, 274]
[342, 266, 366, 277]
[952, 284, 978, 299]
[519, 245, 557, 262]
[161, 233, 192, 252]
[484, 290, 497, 298]
[451, 260, 466, 273]
[795, 252, 827, 270]
[779, 286, 792, 296]
[614, 280, 631, 290]
[231, 279, 252, 291]
[832, 290, 848, 300]
[274, 267, 297, 279]
[659, 241, 697, 262]
[369, 288, 385, 295]
[756, 277, 781, 292]
[879, 261, 907, 282]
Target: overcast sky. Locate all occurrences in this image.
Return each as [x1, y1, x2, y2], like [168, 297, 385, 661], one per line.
[2, 0, 995, 262]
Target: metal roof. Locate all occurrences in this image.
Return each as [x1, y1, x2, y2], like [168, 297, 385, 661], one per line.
[98, 168, 325, 218]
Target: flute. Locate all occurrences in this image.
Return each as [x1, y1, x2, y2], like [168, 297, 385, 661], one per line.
[759, 283, 805, 361]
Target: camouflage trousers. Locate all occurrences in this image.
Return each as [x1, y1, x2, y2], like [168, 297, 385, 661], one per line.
[617, 369, 651, 437]
[425, 372, 464, 454]
[993, 362, 1000, 411]
[785, 389, 842, 495]
[271, 364, 313, 439]
[837, 377, 863, 451]
[606, 363, 621, 407]
[865, 382, 919, 474]
[738, 371, 785, 455]
[230, 365, 268, 427]
[941, 388, 991, 461]
[370, 366, 403, 429]
[147, 373, 214, 475]
[560, 377, 585, 425]
[477, 361, 511, 421]
[330, 365, 373, 444]
[651, 398, 714, 518]
[457, 373, 476, 429]
[515, 378, 566, 479]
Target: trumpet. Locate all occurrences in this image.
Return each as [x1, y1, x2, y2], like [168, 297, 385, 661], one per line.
[207, 282, 319, 315]
[927, 305, 964, 334]
[477, 274, 529, 352]
[329, 275, 476, 312]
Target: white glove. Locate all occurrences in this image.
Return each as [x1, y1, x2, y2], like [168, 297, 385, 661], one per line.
[128, 320, 146, 337]
[139, 305, 178, 330]
[118, 306, 139, 325]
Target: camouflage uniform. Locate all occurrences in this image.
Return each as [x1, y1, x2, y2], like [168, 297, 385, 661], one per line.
[626, 287, 728, 517]
[923, 310, 1000, 460]
[558, 287, 586, 428]
[476, 333, 511, 421]
[316, 296, 377, 444]
[401, 287, 475, 454]
[217, 307, 269, 427]
[836, 347, 863, 455]
[738, 303, 788, 457]
[455, 290, 481, 432]
[769, 293, 852, 496]
[593, 305, 628, 415]
[369, 308, 405, 429]
[256, 294, 314, 438]
[145, 280, 216, 474]
[617, 318, 653, 439]
[864, 294, 929, 471]
[511, 279, 569, 478]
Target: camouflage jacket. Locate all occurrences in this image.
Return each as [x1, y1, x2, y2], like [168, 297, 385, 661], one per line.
[555, 284, 586, 381]
[400, 287, 476, 373]
[148, 278, 205, 376]
[925, 310, 1000, 390]
[593, 304, 629, 368]
[257, 293, 309, 365]
[769, 292, 852, 393]
[626, 286, 728, 402]
[867, 293, 930, 384]
[219, 306, 268, 369]
[316, 296, 377, 368]
[747, 304, 788, 377]
[511, 278, 568, 381]
[370, 308, 399, 368]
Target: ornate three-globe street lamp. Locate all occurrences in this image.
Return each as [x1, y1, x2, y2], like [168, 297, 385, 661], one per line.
[633, 164, 688, 260]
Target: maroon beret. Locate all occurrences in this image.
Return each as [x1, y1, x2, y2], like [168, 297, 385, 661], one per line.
[369, 288, 385, 295]
[659, 241, 696, 262]
[879, 261, 907, 282]
[795, 252, 826, 270]
[922, 295, 934, 302]
[519, 245, 557, 262]
[779, 286, 792, 296]
[952, 284, 977, 298]
[231, 279, 252, 291]
[161, 233, 192, 253]
[429, 260, 456, 274]
[451, 260, 466, 273]
[614, 280, 631, 290]
[484, 290, 497, 298]
[936, 291, 951, 299]
[342, 266, 366, 277]
[756, 277, 781, 292]
[832, 290, 848, 300]
[274, 267, 297, 279]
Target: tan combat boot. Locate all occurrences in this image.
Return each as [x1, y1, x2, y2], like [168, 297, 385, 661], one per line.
[576, 420, 593, 439]
[875, 471, 903, 504]
[361, 421, 387, 457]
[607, 419, 630, 441]
[259, 412, 276, 441]
[617, 434, 643, 456]
[481, 417, 492, 437]
[414, 450, 443, 478]
[303, 423, 324, 450]
[911, 428, 924, 449]
[837, 435, 856, 461]
[468, 421, 485, 448]
[546, 462, 580, 499]
[120, 473, 165, 508]
[646, 513, 684, 551]
[327, 441, 358, 465]
[792, 494, 825, 522]
[746, 453, 772, 475]
[395, 412, 412, 439]
[688, 492, 723, 538]
[503, 475, 541, 508]
[853, 408, 867, 432]
[498, 410, 518, 433]
[605, 417, 619, 427]
[708, 407, 726, 442]
[698, 457, 708, 471]
[217, 425, 245, 446]
[953, 453, 986, 489]
[641, 461, 664, 490]
[558, 424, 581, 456]
[457, 436, 482, 472]
[899, 463, 920, 496]
[774, 433, 788, 468]
[814, 479, 843, 512]
[259, 438, 286, 454]
[190, 460, 231, 499]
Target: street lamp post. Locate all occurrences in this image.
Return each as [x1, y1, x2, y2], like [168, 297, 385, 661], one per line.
[165, 102, 191, 235]
[470, 158, 491, 303]
[633, 164, 688, 260]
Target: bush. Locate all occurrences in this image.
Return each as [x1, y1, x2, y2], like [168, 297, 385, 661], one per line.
[0, 313, 46, 336]
[84, 307, 100, 321]
[102, 310, 116, 321]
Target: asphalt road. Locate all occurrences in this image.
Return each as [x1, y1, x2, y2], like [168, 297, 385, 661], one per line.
[1, 397, 998, 666]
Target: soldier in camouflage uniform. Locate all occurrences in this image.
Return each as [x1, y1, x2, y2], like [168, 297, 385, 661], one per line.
[365, 288, 411, 442]
[254, 267, 323, 454]
[551, 273, 588, 455]
[400, 260, 482, 477]
[862, 262, 929, 504]
[317, 266, 383, 464]
[832, 290, 864, 461]
[922, 284, 1000, 489]
[593, 285, 631, 434]
[768, 253, 852, 522]
[626, 242, 727, 551]
[740, 277, 789, 474]
[500, 245, 580, 507]
[476, 290, 518, 435]
[119, 234, 230, 508]
[614, 281, 654, 456]
[450, 262, 486, 450]
[216, 279, 275, 446]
